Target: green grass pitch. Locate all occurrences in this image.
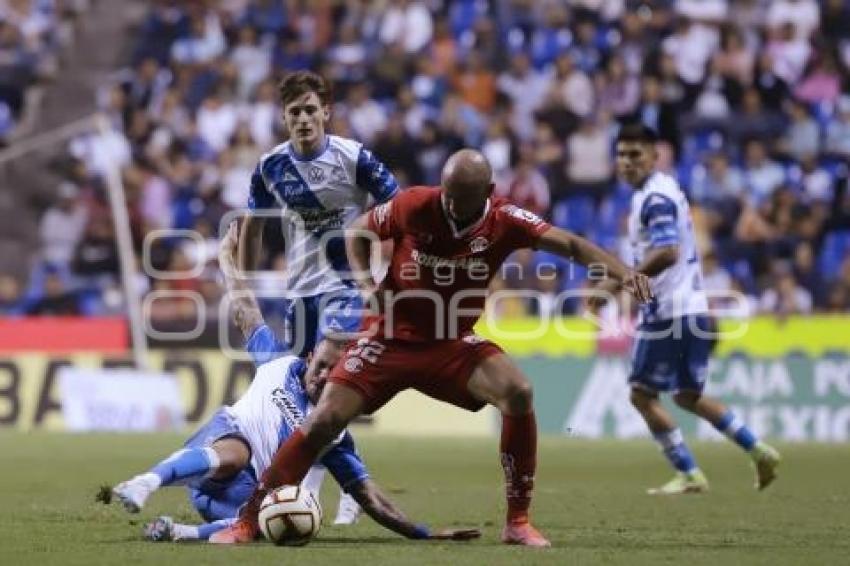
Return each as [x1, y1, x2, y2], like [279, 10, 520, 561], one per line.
[1, 432, 848, 565]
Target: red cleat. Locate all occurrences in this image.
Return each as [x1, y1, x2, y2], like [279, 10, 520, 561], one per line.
[501, 521, 551, 548]
[208, 518, 259, 544]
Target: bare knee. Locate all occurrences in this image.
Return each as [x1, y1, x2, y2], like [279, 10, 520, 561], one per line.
[630, 388, 656, 413]
[673, 391, 700, 412]
[499, 378, 534, 415]
[211, 438, 251, 479]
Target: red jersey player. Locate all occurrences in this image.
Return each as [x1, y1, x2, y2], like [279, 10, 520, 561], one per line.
[212, 149, 652, 547]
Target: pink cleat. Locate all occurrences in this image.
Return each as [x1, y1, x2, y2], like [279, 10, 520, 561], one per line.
[501, 521, 551, 548]
[208, 518, 259, 544]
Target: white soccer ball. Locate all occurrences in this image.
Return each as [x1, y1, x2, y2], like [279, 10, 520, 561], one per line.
[258, 485, 323, 546]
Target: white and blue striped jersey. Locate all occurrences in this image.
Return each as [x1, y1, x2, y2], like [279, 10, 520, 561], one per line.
[228, 327, 368, 490]
[249, 135, 398, 297]
[627, 171, 708, 322]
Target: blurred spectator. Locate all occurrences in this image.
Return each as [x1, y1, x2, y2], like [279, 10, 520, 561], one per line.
[566, 117, 613, 201]
[38, 182, 88, 270]
[777, 99, 820, 161]
[759, 266, 813, 315]
[0, 274, 23, 315]
[379, 0, 433, 54]
[825, 96, 850, 158]
[497, 52, 550, 141]
[553, 53, 594, 119]
[742, 139, 785, 205]
[766, 0, 820, 40]
[25, 271, 80, 316]
[345, 83, 387, 144]
[452, 50, 497, 115]
[495, 144, 550, 218]
[372, 113, 422, 186]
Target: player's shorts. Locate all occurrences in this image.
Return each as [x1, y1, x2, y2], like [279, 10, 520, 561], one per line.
[628, 314, 714, 394]
[280, 289, 363, 357]
[183, 408, 257, 521]
[328, 334, 504, 414]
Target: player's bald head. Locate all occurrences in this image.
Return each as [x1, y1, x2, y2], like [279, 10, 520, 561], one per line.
[441, 149, 493, 194]
[440, 149, 495, 223]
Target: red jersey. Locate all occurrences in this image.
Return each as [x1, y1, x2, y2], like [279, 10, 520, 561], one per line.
[366, 186, 552, 341]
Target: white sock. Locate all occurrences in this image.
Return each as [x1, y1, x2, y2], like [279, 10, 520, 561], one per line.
[302, 465, 327, 497]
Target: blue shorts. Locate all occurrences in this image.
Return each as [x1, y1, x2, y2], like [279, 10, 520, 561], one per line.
[628, 315, 714, 394]
[272, 289, 363, 357]
[183, 408, 256, 522]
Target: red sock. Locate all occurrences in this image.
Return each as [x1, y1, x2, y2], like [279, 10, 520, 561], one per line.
[239, 429, 321, 523]
[500, 412, 537, 524]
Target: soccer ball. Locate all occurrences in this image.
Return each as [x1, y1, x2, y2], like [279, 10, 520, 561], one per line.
[258, 485, 322, 546]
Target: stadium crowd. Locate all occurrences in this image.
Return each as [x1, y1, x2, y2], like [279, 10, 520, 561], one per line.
[4, 0, 850, 323]
[0, 0, 90, 142]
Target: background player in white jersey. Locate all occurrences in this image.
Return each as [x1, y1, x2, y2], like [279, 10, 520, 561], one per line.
[596, 124, 780, 495]
[110, 224, 479, 543]
[238, 71, 399, 521]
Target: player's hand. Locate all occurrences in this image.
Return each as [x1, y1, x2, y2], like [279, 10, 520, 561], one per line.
[586, 278, 621, 315]
[621, 271, 653, 303]
[429, 528, 482, 541]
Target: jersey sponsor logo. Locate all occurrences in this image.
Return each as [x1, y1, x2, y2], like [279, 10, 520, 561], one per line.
[373, 202, 392, 227]
[308, 165, 325, 183]
[343, 357, 364, 373]
[469, 236, 490, 253]
[501, 204, 542, 225]
[294, 208, 345, 231]
[270, 386, 305, 431]
[462, 334, 488, 345]
[410, 249, 486, 269]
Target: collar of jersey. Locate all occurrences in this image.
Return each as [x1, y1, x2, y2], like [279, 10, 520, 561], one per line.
[287, 135, 330, 162]
[440, 195, 491, 238]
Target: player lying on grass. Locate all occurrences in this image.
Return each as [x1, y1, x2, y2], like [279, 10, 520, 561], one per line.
[109, 223, 479, 543]
[210, 149, 654, 547]
[591, 124, 780, 495]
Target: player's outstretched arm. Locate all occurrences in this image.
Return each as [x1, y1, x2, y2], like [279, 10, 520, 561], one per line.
[345, 213, 379, 294]
[237, 213, 266, 273]
[536, 226, 653, 303]
[633, 244, 679, 277]
[219, 221, 264, 340]
[347, 479, 481, 541]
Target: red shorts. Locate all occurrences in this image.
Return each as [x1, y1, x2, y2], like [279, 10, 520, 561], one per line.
[328, 335, 504, 414]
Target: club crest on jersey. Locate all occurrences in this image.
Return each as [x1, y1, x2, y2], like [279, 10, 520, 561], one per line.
[344, 357, 364, 373]
[308, 165, 325, 183]
[331, 166, 347, 183]
[469, 236, 489, 253]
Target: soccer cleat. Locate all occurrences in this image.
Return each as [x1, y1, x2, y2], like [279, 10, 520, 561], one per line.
[647, 469, 709, 495]
[112, 474, 158, 513]
[501, 521, 551, 548]
[751, 442, 781, 490]
[333, 492, 362, 525]
[144, 516, 175, 542]
[208, 518, 259, 544]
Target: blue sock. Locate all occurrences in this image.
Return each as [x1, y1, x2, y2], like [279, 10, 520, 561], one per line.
[198, 519, 235, 541]
[713, 411, 757, 451]
[150, 447, 219, 487]
[653, 428, 698, 473]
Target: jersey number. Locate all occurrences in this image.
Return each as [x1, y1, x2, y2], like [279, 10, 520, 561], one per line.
[347, 338, 386, 364]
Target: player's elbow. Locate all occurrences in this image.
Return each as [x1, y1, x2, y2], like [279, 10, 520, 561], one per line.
[655, 245, 679, 268]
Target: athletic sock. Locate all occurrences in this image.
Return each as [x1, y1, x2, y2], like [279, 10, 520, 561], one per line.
[712, 410, 757, 451]
[196, 519, 235, 541]
[653, 428, 698, 473]
[500, 412, 537, 524]
[301, 465, 327, 497]
[149, 447, 220, 487]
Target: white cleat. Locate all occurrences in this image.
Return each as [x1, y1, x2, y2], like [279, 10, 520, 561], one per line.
[333, 492, 362, 525]
[751, 442, 781, 490]
[112, 474, 158, 513]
